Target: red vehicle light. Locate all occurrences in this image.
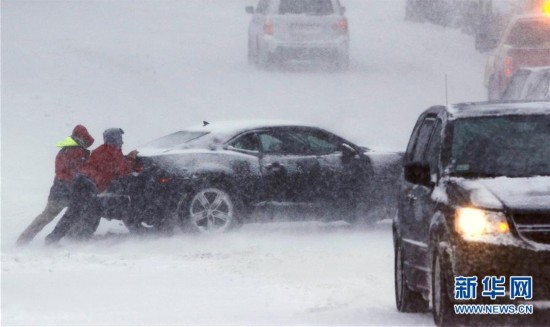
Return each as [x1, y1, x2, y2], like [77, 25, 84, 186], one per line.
[264, 20, 274, 35]
[337, 19, 348, 32]
[159, 177, 171, 184]
[505, 57, 512, 66]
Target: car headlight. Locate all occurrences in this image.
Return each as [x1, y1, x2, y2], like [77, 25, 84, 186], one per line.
[454, 207, 510, 237]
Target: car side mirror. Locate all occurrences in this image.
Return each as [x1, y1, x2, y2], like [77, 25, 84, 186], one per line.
[340, 6, 346, 14]
[404, 162, 432, 187]
[245, 6, 255, 14]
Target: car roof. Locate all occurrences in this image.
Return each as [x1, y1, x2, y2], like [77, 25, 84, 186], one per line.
[510, 14, 549, 23]
[446, 101, 550, 119]
[183, 119, 318, 136]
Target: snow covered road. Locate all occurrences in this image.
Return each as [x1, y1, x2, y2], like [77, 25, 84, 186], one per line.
[2, 0, 487, 324]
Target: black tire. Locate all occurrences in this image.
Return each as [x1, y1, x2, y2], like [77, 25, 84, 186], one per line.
[247, 38, 257, 65]
[487, 75, 500, 101]
[336, 52, 350, 71]
[432, 247, 463, 327]
[258, 47, 273, 69]
[395, 242, 430, 312]
[181, 185, 242, 233]
[123, 211, 177, 235]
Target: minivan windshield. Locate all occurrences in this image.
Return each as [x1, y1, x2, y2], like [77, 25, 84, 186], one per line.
[279, 0, 334, 15]
[451, 115, 550, 177]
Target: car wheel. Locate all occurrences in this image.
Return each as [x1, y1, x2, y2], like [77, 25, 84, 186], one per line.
[395, 242, 429, 312]
[247, 38, 257, 65]
[183, 186, 241, 233]
[336, 52, 350, 71]
[123, 209, 176, 235]
[487, 75, 500, 100]
[258, 47, 273, 69]
[432, 247, 462, 327]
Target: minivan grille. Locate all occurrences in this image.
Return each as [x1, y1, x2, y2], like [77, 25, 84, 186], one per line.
[513, 212, 550, 245]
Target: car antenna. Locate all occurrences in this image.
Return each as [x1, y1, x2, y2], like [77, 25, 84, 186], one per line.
[203, 121, 210, 127]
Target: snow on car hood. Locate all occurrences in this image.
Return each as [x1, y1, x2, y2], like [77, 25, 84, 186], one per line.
[456, 176, 550, 211]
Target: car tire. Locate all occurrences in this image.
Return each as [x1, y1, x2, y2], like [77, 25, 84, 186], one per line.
[432, 247, 463, 327]
[248, 38, 257, 65]
[123, 212, 177, 235]
[487, 75, 500, 101]
[181, 185, 242, 233]
[258, 48, 273, 69]
[336, 52, 350, 71]
[395, 242, 429, 312]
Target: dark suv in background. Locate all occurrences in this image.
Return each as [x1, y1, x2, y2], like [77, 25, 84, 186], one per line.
[393, 101, 550, 326]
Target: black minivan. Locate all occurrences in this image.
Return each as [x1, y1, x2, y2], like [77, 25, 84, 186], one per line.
[393, 101, 550, 326]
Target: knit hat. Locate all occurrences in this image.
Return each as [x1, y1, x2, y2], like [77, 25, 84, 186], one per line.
[103, 128, 124, 148]
[72, 124, 95, 148]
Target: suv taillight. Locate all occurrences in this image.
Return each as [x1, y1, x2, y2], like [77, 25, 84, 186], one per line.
[264, 20, 274, 35]
[505, 56, 513, 76]
[337, 18, 348, 33]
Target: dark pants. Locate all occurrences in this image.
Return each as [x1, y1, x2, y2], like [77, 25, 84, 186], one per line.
[45, 175, 101, 244]
[17, 179, 71, 246]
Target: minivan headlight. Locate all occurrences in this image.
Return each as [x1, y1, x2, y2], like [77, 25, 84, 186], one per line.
[455, 207, 510, 237]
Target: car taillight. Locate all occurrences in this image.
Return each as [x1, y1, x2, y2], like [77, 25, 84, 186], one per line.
[337, 19, 348, 32]
[159, 177, 171, 184]
[505, 56, 513, 76]
[264, 20, 274, 35]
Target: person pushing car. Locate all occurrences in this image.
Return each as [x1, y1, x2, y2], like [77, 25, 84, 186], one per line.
[16, 125, 95, 246]
[45, 128, 140, 244]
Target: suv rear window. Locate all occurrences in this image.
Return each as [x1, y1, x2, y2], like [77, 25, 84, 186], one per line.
[279, 0, 334, 15]
[506, 20, 550, 48]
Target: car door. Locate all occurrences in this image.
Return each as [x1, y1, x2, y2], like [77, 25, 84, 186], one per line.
[401, 114, 437, 282]
[302, 128, 366, 204]
[257, 128, 322, 203]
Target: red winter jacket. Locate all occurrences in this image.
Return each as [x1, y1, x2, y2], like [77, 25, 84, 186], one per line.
[54, 125, 95, 181]
[80, 144, 138, 192]
[55, 147, 90, 181]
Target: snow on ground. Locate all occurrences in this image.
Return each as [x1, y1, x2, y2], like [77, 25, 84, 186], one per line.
[2, 0, 486, 325]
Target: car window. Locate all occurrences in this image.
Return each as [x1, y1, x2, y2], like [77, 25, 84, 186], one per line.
[256, 0, 270, 15]
[526, 73, 550, 100]
[258, 130, 310, 154]
[505, 20, 550, 48]
[301, 130, 341, 155]
[143, 131, 209, 148]
[502, 70, 530, 100]
[404, 115, 425, 162]
[411, 117, 436, 162]
[279, 0, 334, 15]
[230, 132, 260, 152]
[425, 120, 443, 174]
[451, 115, 550, 177]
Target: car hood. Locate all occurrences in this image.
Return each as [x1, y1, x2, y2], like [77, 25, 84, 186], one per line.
[455, 176, 550, 211]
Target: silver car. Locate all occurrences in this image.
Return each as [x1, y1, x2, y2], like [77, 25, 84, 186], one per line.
[246, 0, 350, 69]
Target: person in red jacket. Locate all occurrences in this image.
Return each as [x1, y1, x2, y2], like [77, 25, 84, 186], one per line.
[45, 128, 139, 244]
[16, 125, 95, 246]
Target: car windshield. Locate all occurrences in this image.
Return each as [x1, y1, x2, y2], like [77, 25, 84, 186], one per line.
[450, 115, 550, 177]
[279, 0, 334, 15]
[143, 131, 209, 148]
[506, 20, 550, 48]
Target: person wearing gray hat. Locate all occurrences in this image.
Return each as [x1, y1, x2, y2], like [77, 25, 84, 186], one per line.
[45, 127, 140, 244]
